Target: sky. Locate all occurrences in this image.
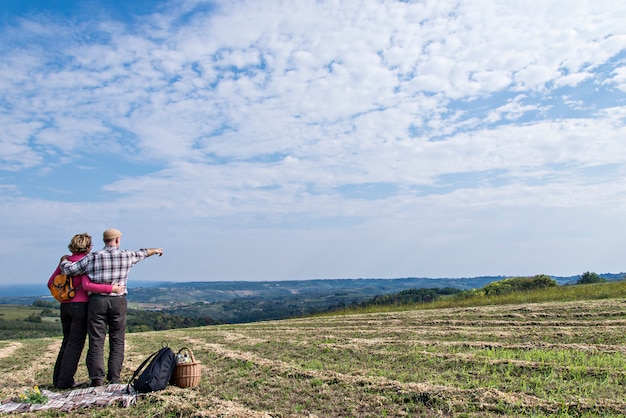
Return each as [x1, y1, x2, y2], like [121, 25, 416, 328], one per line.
[1, 0, 626, 286]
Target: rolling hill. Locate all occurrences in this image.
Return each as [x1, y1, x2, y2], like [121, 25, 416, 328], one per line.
[1, 282, 626, 416]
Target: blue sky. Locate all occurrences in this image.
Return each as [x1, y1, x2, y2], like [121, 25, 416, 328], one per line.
[1, 0, 626, 285]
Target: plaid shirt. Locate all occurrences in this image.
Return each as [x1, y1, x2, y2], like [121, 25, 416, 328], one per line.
[60, 246, 149, 296]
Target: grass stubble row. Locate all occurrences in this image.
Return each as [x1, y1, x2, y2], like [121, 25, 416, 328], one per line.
[1, 299, 625, 417]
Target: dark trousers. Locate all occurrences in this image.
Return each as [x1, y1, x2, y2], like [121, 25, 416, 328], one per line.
[53, 302, 88, 389]
[87, 294, 127, 383]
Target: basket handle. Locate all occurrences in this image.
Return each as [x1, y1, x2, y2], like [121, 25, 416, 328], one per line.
[176, 346, 196, 362]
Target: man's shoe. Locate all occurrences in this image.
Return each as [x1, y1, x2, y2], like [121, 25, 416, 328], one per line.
[89, 379, 103, 387]
[72, 381, 89, 389]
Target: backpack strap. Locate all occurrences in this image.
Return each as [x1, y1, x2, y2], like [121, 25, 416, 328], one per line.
[68, 276, 81, 298]
[126, 349, 160, 391]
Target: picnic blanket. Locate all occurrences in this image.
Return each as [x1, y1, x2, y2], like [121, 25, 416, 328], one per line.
[0, 384, 136, 414]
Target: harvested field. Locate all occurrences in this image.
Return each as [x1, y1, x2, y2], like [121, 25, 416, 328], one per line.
[1, 299, 626, 416]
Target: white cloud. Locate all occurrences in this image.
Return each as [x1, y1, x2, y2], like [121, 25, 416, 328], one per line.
[1, 0, 626, 283]
[609, 66, 626, 93]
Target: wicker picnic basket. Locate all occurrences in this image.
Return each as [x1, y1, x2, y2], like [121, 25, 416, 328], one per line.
[173, 347, 201, 388]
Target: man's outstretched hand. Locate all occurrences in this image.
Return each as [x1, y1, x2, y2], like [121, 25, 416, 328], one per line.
[148, 248, 163, 257]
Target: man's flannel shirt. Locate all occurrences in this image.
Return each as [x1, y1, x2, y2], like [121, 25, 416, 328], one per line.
[60, 246, 149, 296]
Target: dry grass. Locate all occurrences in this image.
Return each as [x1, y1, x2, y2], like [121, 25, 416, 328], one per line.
[2, 299, 626, 417]
[0, 342, 23, 359]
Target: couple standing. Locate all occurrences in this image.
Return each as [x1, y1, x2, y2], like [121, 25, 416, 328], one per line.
[47, 228, 163, 389]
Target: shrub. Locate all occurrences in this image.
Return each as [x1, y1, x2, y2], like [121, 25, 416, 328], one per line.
[577, 271, 607, 285]
[483, 275, 557, 296]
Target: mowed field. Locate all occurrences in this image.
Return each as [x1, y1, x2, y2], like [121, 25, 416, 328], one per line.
[1, 298, 626, 417]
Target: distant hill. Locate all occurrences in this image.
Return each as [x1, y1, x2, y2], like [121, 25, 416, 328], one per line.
[2, 273, 622, 309]
[3, 274, 625, 337]
[126, 276, 506, 306]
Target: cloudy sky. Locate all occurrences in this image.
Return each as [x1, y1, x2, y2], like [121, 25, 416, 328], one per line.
[1, 0, 625, 286]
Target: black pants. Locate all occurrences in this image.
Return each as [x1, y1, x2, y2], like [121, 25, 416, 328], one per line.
[86, 294, 127, 383]
[54, 302, 88, 389]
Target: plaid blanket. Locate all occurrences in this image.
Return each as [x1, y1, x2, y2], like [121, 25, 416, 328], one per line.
[0, 384, 137, 414]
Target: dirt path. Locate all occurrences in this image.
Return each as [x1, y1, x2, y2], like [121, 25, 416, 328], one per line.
[2, 340, 61, 387]
[0, 342, 23, 359]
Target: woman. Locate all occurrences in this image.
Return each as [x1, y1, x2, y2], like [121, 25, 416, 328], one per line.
[47, 233, 124, 389]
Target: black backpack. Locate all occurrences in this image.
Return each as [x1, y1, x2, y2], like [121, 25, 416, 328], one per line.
[128, 346, 176, 393]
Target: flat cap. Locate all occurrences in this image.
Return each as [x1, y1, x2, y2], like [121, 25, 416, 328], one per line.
[103, 228, 122, 241]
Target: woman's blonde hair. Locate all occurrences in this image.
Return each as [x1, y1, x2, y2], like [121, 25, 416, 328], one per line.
[68, 233, 92, 254]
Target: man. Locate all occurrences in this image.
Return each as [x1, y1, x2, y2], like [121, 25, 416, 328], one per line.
[60, 228, 163, 387]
